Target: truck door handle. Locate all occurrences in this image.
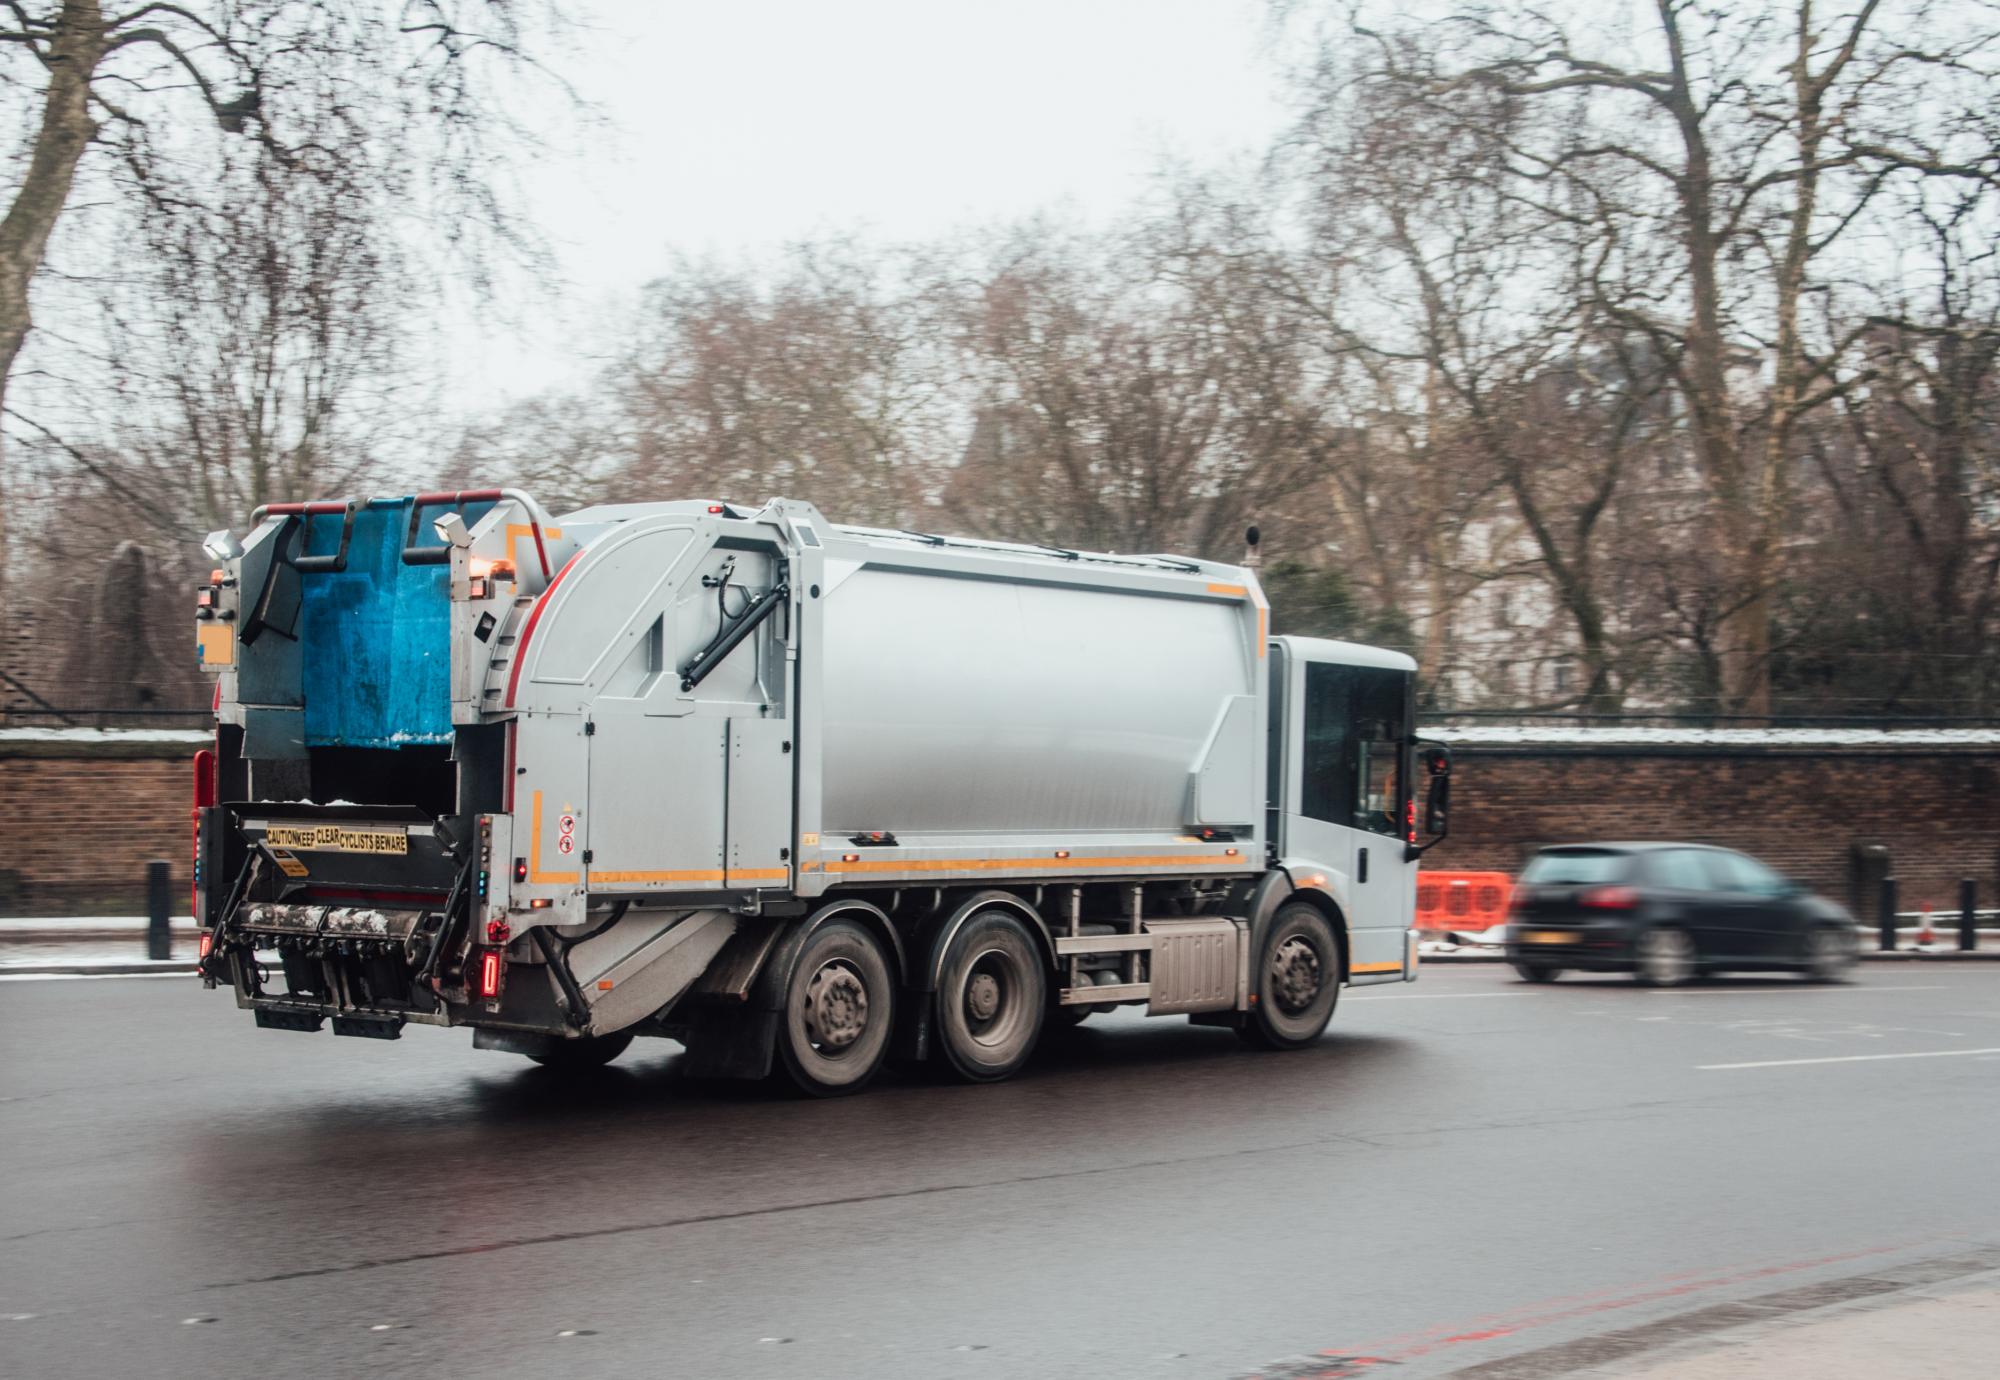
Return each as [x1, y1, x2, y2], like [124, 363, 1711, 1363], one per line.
[1358, 847, 1369, 883]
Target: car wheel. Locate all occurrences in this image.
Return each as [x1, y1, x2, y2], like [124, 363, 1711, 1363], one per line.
[1239, 903, 1343, 1050]
[1801, 925, 1857, 982]
[1512, 962, 1564, 983]
[1635, 926, 1696, 987]
[776, 920, 896, 1097]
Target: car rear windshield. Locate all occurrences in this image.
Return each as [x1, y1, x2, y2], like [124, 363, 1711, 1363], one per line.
[1519, 849, 1634, 885]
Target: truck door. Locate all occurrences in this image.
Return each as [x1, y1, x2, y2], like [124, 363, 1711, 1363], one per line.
[1283, 659, 1415, 973]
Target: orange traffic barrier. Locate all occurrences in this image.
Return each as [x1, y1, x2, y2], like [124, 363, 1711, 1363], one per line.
[1415, 871, 1514, 933]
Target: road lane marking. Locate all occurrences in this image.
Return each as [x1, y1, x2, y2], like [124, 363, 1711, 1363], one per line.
[0, 971, 193, 983]
[1346, 991, 1549, 1001]
[1350, 984, 1952, 1001]
[1648, 985, 1947, 996]
[1700, 1047, 2000, 1070]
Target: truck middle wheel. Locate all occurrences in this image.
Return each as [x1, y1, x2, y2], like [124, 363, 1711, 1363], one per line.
[936, 910, 1047, 1083]
[776, 920, 896, 1097]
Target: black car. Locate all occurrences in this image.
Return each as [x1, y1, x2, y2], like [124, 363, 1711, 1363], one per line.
[1505, 843, 1860, 985]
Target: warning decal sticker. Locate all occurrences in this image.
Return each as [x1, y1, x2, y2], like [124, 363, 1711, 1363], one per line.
[268, 848, 311, 878]
[265, 825, 409, 855]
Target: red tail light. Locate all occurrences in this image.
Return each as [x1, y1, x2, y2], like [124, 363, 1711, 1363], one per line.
[1405, 798, 1417, 844]
[476, 950, 504, 999]
[198, 931, 213, 961]
[1580, 885, 1639, 910]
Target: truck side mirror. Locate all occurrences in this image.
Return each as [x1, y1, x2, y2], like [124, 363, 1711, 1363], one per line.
[1425, 773, 1451, 835]
[1407, 741, 1452, 860]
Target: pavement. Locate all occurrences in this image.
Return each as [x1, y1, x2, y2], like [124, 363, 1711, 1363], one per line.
[3, 963, 1998, 1378]
[1597, 1269, 2000, 1379]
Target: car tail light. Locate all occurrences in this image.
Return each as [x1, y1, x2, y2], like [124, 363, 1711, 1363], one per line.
[476, 950, 504, 999]
[1581, 885, 1639, 910]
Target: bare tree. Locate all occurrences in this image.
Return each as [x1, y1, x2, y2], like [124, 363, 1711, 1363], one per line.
[1316, 0, 2000, 714]
[604, 243, 950, 527]
[0, 0, 566, 584]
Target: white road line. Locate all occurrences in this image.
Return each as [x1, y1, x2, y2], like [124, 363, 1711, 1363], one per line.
[1351, 984, 1952, 1001]
[1647, 985, 1948, 996]
[0, 971, 192, 983]
[1700, 1047, 2000, 1070]
[1348, 991, 1549, 1001]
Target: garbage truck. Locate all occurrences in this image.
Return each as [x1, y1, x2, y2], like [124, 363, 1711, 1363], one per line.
[191, 491, 1451, 1094]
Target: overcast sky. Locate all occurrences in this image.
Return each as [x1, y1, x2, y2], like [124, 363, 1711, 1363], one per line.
[453, 0, 1291, 408]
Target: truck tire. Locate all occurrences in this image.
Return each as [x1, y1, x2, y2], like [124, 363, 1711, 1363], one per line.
[1239, 902, 1342, 1050]
[776, 920, 896, 1097]
[936, 909, 1047, 1082]
[528, 1031, 633, 1070]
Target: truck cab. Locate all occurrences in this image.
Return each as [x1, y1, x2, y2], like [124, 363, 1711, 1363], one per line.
[1268, 637, 1427, 981]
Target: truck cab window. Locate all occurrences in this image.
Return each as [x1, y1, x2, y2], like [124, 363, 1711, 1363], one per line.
[1301, 662, 1411, 837]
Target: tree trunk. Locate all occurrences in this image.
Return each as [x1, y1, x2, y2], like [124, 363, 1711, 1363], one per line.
[0, 1, 109, 591]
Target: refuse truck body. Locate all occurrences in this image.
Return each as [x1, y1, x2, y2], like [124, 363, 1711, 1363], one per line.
[192, 492, 1450, 1092]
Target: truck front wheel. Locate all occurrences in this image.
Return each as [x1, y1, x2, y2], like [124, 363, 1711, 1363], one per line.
[1239, 903, 1342, 1050]
[936, 910, 1047, 1082]
[776, 920, 896, 1097]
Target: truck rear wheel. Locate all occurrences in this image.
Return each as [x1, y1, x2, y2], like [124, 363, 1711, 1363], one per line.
[1239, 903, 1342, 1050]
[936, 910, 1047, 1083]
[776, 920, 896, 1097]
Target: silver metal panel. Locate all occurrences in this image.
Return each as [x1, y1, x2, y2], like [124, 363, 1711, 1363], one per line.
[1059, 981, 1149, 1006]
[726, 717, 794, 889]
[819, 565, 1258, 838]
[1054, 933, 1154, 955]
[571, 910, 737, 1035]
[587, 710, 727, 888]
[531, 524, 699, 691]
[1144, 917, 1242, 1016]
[1189, 694, 1260, 827]
[513, 714, 590, 924]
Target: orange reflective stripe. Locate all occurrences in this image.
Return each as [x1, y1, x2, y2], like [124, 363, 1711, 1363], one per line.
[821, 853, 1243, 876]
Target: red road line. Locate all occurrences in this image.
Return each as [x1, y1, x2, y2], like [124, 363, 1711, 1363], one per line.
[1311, 1236, 1932, 1365]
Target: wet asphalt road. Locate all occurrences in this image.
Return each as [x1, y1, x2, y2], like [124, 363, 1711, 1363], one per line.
[3, 964, 1998, 1380]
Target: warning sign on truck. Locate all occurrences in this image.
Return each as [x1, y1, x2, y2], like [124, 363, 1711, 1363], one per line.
[264, 825, 409, 855]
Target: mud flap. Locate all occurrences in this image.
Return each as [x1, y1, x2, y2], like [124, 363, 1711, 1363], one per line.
[680, 1008, 780, 1081]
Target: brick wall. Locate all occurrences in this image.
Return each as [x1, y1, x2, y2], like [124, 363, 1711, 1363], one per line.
[0, 742, 201, 914]
[1423, 745, 2000, 913]
[2, 736, 1995, 916]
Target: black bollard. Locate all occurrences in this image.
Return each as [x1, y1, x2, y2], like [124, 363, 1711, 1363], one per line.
[1877, 876, 1898, 953]
[146, 860, 173, 961]
[1962, 879, 1979, 953]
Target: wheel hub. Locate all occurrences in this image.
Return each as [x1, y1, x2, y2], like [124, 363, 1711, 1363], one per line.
[1271, 936, 1322, 1013]
[803, 962, 868, 1050]
[965, 971, 1002, 1023]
